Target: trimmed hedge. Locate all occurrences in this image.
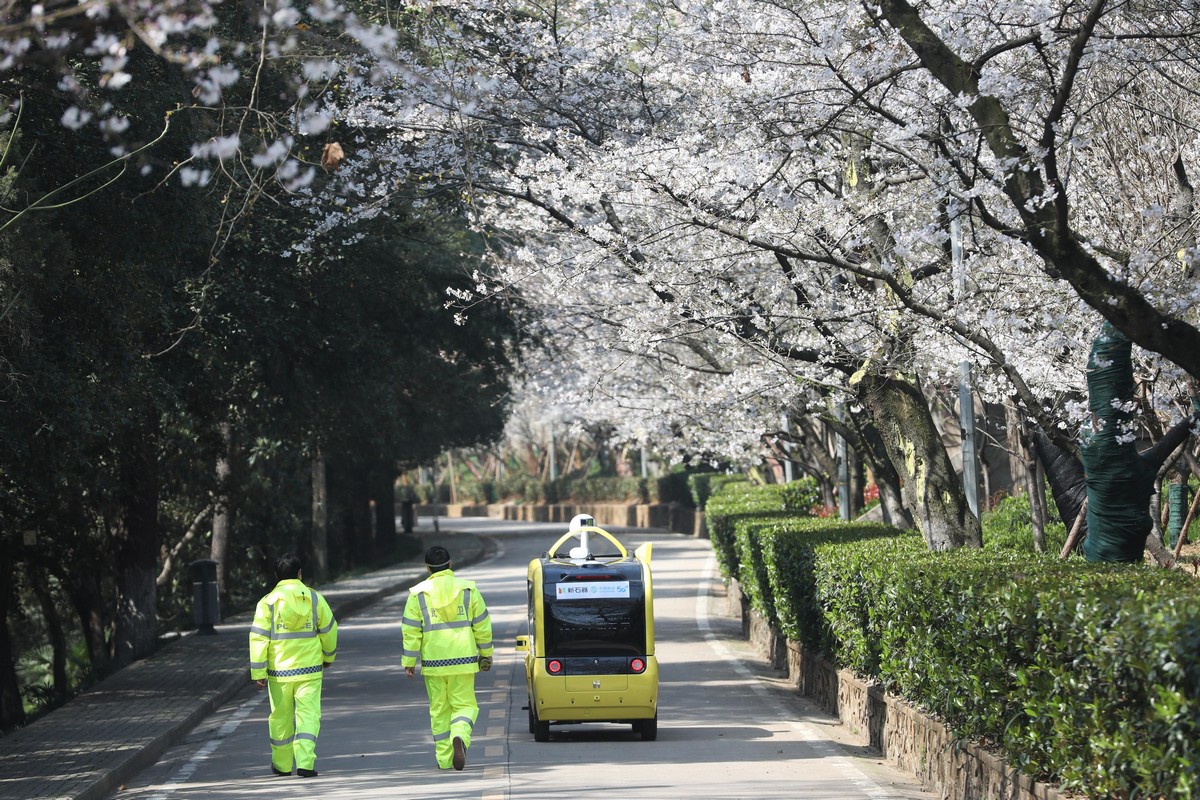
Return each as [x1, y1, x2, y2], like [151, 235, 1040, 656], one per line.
[688, 472, 749, 510]
[704, 483, 791, 582]
[720, 485, 1200, 797]
[982, 492, 1068, 554]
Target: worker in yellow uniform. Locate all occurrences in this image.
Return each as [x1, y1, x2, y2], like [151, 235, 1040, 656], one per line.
[249, 553, 338, 778]
[402, 545, 494, 771]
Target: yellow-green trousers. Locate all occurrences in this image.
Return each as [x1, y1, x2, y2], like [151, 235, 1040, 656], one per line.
[424, 673, 478, 769]
[267, 677, 323, 772]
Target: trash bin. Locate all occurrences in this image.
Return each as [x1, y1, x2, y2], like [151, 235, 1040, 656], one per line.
[400, 500, 415, 534]
[190, 558, 220, 635]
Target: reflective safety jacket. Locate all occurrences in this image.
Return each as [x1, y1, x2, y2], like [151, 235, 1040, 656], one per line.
[401, 570, 493, 676]
[249, 579, 338, 683]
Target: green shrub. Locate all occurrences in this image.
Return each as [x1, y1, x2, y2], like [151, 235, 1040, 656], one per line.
[553, 476, 647, 503]
[704, 483, 790, 582]
[708, 476, 1200, 797]
[758, 518, 1200, 796]
[779, 476, 822, 513]
[495, 474, 551, 503]
[689, 472, 748, 509]
[982, 492, 1067, 553]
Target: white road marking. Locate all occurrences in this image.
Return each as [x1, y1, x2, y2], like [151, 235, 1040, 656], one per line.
[143, 692, 266, 800]
[695, 553, 896, 799]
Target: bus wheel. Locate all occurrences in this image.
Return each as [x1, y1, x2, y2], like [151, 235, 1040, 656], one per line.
[532, 708, 550, 742]
[639, 715, 657, 741]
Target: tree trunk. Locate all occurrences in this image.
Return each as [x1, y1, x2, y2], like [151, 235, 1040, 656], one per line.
[31, 567, 69, 705]
[112, 428, 160, 667]
[1029, 457, 1048, 553]
[0, 540, 26, 731]
[857, 373, 981, 549]
[372, 467, 397, 555]
[794, 419, 839, 509]
[311, 448, 328, 584]
[1009, 404, 1048, 552]
[210, 422, 233, 602]
[853, 413, 914, 529]
[68, 576, 111, 676]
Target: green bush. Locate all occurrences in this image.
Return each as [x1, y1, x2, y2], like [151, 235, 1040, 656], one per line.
[709, 477, 1200, 796]
[754, 516, 1200, 797]
[689, 472, 748, 509]
[455, 477, 498, 504]
[779, 476, 822, 513]
[495, 474, 551, 503]
[982, 492, 1067, 553]
[704, 483, 790, 582]
[553, 476, 647, 503]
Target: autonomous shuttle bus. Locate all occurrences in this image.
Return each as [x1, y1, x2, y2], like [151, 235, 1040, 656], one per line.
[515, 521, 658, 741]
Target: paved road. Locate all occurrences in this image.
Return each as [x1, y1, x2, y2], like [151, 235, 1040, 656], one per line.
[102, 519, 933, 800]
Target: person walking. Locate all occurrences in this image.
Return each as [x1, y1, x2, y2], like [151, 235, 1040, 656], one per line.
[249, 553, 338, 778]
[402, 545, 494, 771]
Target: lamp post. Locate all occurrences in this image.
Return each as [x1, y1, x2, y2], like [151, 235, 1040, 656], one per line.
[952, 207, 981, 519]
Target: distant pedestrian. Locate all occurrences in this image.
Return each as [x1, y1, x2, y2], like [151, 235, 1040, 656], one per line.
[249, 553, 338, 778]
[402, 545, 494, 771]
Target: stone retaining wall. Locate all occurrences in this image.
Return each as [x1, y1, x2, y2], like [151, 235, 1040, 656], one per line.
[728, 579, 1066, 800]
[416, 502, 706, 537]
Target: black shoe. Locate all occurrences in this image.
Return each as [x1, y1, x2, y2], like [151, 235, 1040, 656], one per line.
[297, 768, 318, 778]
[271, 766, 291, 777]
[452, 736, 466, 771]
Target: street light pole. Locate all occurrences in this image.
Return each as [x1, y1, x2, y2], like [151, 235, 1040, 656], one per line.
[952, 208, 981, 519]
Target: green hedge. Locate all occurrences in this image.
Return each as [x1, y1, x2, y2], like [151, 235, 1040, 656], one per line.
[704, 483, 792, 581]
[688, 472, 749, 509]
[734, 510, 1200, 797]
[982, 492, 1068, 553]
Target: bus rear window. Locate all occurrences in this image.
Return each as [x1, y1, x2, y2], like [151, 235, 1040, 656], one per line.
[544, 597, 646, 656]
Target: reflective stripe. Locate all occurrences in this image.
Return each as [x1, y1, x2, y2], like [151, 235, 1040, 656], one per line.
[402, 649, 421, 658]
[250, 661, 267, 670]
[476, 640, 492, 649]
[426, 619, 472, 631]
[274, 630, 318, 640]
[267, 664, 324, 678]
[472, 610, 490, 624]
[402, 616, 422, 628]
[249, 625, 272, 637]
[323, 649, 336, 658]
[417, 594, 431, 628]
[432, 731, 451, 741]
[422, 655, 479, 668]
[451, 715, 474, 727]
[310, 592, 319, 633]
[270, 735, 295, 746]
[317, 621, 334, 634]
[295, 732, 318, 743]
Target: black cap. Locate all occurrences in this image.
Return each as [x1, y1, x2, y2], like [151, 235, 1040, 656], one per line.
[424, 545, 451, 570]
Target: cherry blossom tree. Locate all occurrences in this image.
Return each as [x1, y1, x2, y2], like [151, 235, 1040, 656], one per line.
[316, 0, 1200, 552]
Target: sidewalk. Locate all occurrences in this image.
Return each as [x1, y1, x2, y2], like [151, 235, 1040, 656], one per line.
[0, 531, 487, 800]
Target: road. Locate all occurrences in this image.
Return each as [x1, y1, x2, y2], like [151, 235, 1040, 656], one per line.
[105, 519, 934, 800]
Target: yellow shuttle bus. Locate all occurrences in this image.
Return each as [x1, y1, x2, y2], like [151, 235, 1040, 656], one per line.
[515, 518, 658, 741]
